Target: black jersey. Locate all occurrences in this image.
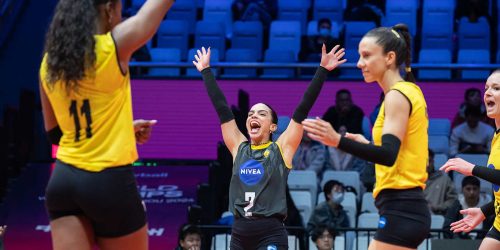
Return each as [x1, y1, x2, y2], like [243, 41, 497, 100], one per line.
[229, 141, 290, 219]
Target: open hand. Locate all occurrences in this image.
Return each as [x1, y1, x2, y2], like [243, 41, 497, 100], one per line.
[345, 132, 370, 144]
[450, 208, 485, 233]
[439, 158, 475, 176]
[133, 119, 157, 145]
[192, 46, 211, 72]
[320, 44, 347, 71]
[302, 117, 341, 147]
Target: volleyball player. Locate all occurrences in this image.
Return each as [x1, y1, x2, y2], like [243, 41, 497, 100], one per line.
[39, 0, 174, 249]
[302, 24, 431, 250]
[440, 70, 500, 249]
[192, 45, 345, 249]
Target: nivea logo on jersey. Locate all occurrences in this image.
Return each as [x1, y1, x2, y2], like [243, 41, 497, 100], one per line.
[239, 159, 264, 186]
[378, 216, 387, 229]
[488, 164, 500, 192]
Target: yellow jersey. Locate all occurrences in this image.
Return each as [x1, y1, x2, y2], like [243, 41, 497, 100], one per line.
[39, 32, 137, 172]
[372, 81, 429, 198]
[488, 132, 500, 231]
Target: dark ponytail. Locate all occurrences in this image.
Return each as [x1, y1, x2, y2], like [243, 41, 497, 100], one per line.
[364, 23, 415, 83]
[44, 0, 111, 93]
[392, 23, 415, 83]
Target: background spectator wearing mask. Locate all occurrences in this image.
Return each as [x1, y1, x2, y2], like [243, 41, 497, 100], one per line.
[307, 180, 350, 236]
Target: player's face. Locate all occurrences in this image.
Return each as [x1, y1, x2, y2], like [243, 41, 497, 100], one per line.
[357, 36, 389, 84]
[315, 230, 334, 250]
[180, 233, 201, 250]
[247, 103, 276, 143]
[484, 72, 500, 120]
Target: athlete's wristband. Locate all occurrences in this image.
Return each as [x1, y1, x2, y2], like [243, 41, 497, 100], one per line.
[292, 67, 328, 123]
[338, 134, 401, 166]
[201, 67, 234, 124]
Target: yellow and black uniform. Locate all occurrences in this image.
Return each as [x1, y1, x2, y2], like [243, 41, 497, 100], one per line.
[471, 131, 500, 240]
[229, 141, 290, 250]
[372, 81, 429, 197]
[40, 33, 145, 237]
[40, 32, 137, 172]
[370, 81, 431, 248]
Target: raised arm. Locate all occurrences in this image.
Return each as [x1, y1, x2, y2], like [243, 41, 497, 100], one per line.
[302, 90, 408, 166]
[193, 47, 247, 158]
[277, 44, 346, 166]
[112, 0, 175, 66]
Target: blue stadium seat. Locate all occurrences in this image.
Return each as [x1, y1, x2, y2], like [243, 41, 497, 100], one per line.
[165, 0, 197, 34]
[186, 48, 220, 77]
[272, 115, 291, 141]
[277, 0, 309, 34]
[268, 21, 302, 60]
[458, 17, 490, 50]
[313, 0, 343, 24]
[433, 153, 448, 171]
[222, 49, 258, 78]
[231, 21, 263, 60]
[362, 116, 371, 140]
[384, 0, 418, 36]
[261, 49, 296, 79]
[428, 118, 451, 136]
[203, 0, 233, 38]
[344, 21, 376, 50]
[421, 0, 454, 50]
[156, 20, 189, 59]
[458, 49, 490, 80]
[130, 0, 146, 14]
[418, 49, 452, 80]
[339, 48, 363, 80]
[194, 21, 226, 60]
[428, 135, 449, 155]
[148, 48, 181, 77]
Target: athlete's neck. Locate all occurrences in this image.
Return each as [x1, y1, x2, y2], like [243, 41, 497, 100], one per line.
[251, 140, 270, 146]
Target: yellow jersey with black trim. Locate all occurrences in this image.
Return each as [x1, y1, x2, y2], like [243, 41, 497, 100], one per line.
[487, 132, 500, 231]
[372, 81, 428, 198]
[39, 32, 137, 172]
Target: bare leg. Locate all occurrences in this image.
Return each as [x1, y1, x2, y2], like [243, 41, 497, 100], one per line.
[479, 237, 500, 250]
[97, 224, 148, 250]
[50, 215, 94, 250]
[368, 239, 415, 250]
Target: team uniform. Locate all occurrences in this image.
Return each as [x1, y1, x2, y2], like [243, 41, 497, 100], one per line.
[39, 32, 145, 237]
[371, 81, 431, 248]
[485, 131, 500, 240]
[229, 141, 291, 250]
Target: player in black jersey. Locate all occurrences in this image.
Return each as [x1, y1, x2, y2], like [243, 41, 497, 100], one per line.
[193, 46, 346, 249]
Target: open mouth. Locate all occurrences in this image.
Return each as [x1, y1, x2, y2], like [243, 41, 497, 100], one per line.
[486, 100, 495, 108]
[249, 121, 261, 134]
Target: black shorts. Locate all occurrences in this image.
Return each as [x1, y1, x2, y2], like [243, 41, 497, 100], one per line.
[373, 187, 431, 248]
[231, 217, 288, 250]
[486, 226, 500, 241]
[45, 160, 146, 237]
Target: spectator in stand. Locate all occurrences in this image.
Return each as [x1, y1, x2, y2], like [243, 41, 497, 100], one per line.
[175, 224, 202, 250]
[292, 132, 326, 180]
[424, 149, 457, 215]
[300, 18, 339, 62]
[455, 0, 490, 23]
[442, 176, 493, 239]
[231, 0, 277, 30]
[307, 180, 350, 236]
[311, 226, 336, 250]
[449, 105, 494, 157]
[323, 89, 364, 135]
[451, 88, 494, 128]
[344, 0, 385, 26]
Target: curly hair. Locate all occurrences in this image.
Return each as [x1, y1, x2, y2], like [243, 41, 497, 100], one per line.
[44, 0, 115, 92]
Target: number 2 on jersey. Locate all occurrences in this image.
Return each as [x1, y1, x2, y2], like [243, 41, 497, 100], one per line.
[244, 192, 255, 217]
[69, 99, 93, 142]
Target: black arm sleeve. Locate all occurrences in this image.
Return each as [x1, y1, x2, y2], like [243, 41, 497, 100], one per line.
[47, 126, 62, 145]
[337, 134, 401, 166]
[201, 68, 234, 124]
[472, 165, 500, 185]
[292, 67, 328, 123]
[480, 200, 495, 217]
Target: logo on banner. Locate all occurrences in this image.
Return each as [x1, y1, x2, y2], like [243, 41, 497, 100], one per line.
[138, 185, 193, 204]
[239, 160, 264, 186]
